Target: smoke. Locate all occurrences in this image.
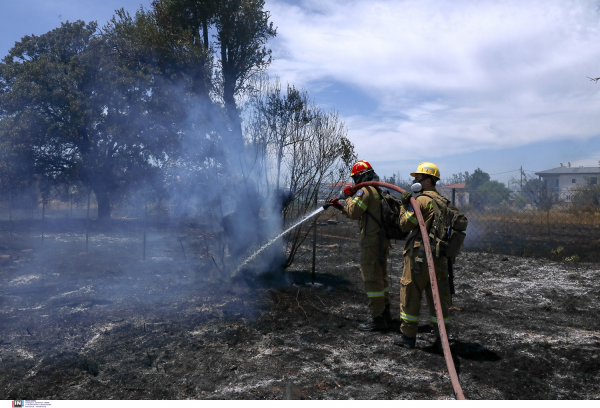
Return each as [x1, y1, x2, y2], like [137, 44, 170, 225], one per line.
[0, 13, 354, 341]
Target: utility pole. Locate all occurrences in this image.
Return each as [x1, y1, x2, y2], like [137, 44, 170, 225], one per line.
[520, 166, 523, 190]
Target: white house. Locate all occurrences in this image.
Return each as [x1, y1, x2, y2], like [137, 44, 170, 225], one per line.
[535, 163, 600, 201]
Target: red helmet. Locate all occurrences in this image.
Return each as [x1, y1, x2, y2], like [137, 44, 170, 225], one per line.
[350, 160, 373, 177]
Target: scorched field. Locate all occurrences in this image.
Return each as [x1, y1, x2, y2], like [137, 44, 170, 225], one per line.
[0, 214, 599, 400]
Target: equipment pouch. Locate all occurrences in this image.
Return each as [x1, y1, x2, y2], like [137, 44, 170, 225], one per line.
[445, 230, 466, 258]
[412, 244, 426, 274]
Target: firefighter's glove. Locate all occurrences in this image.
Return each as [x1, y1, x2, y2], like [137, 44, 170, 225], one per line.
[342, 186, 355, 198]
[401, 191, 412, 206]
[328, 198, 343, 210]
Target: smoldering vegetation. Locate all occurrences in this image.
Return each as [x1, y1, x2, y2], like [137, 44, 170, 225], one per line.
[0, 1, 357, 275]
[1, 215, 599, 400]
[0, 0, 360, 399]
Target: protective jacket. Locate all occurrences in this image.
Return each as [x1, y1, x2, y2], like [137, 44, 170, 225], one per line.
[342, 186, 387, 247]
[399, 187, 438, 252]
[398, 187, 451, 338]
[342, 185, 390, 318]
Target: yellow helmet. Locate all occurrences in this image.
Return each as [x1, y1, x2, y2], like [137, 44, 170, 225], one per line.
[410, 162, 440, 179]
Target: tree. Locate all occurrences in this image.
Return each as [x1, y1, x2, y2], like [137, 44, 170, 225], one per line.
[462, 168, 510, 209]
[442, 171, 469, 186]
[244, 77, 355, 266]
[152, 0, 276, 165]
[514, 172, 556, 210]
[571, 181, 600, 212]
[0, 20, 196, 219]
[464, 168, 490, 190]
[474, 180, 511, 208]
[214, 0, 276, 139]
[104, 8, 220, 217]
[0, 119, 36, 196]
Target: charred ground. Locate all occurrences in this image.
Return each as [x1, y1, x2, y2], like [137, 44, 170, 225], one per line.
[0, 214, 599, 400]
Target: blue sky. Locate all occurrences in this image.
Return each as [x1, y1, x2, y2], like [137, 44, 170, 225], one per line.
[2, 0, 600, 184]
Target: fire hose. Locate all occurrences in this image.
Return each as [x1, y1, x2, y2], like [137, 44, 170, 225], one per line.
[350, 181, 466, 400]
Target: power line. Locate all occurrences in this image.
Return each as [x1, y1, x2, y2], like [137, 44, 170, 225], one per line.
[489, 169, 539, 175]
[489, 169, 520, 175]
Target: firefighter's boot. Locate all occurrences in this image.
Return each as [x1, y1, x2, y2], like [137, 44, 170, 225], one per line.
[383, 304, 393, 326]
[393, 334, 416, 349]
[357, 315, 388, 331]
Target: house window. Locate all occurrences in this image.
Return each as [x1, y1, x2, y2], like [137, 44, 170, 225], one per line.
[590, 177, 598, 185]
[572, 179, 576, 183]
[555, 179, 559, 187]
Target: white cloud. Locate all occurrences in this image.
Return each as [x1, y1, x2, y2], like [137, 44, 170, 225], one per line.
[267, 0, 600, 162]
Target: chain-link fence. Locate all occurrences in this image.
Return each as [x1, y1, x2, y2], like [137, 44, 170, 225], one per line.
[439, 186, 600, 262]
[2, 185, 600, 263]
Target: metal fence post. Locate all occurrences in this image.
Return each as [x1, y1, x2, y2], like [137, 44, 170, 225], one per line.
[41, 198, 45, 245]
[85, 191, 90, 252]
[312, 196, 317, 284]
[143, 198, 147, 261]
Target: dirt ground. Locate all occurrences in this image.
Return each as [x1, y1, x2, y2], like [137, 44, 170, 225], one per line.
[0, 214, 599, 400]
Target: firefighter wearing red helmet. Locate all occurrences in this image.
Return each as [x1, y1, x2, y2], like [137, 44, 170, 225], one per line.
[394, 162, 451, 349]
[328, 160, 392, 331]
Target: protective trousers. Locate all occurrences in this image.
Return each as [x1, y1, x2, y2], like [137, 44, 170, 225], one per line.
[400, 252, 451, 338]
[360, 244, 390, 318]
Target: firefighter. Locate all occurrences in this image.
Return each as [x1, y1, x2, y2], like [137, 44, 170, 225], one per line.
[394, 162, 451, 348]
[328, 160, 391, 331]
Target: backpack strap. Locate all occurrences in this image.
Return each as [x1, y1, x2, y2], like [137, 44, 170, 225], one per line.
[417, 191, 446, 258]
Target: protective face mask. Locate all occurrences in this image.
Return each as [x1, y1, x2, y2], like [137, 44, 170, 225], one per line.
[410, 182, 422, 193]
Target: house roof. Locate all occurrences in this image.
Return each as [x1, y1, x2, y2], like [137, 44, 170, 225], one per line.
[535, 166, 600, 175]
[440, 183, 466, 189]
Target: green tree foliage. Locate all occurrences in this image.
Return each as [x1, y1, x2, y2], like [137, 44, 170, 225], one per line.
[571, 181, 600, 213]
[515, 173, 556, 210]
[474, 180, 511, 208]
[0, 21, 185, 219]
[152, 0, 276, 155]
[464, 168, 491, 190]
[104, 8, 221, 216]
[462, 168, 510, 208]
[0, 120, 36, 194]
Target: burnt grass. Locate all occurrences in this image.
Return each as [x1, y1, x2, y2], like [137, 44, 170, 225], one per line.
[0, 214, 599, 400]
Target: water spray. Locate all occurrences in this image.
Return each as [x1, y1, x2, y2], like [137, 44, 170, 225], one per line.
[229, 180, 465, 399]
[231, 206, 326, 278]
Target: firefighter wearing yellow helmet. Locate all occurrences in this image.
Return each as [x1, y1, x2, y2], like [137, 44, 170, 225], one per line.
[394, 162, 451, 349]
[327, 160, 392, 331]
[410, 162, 440, 179]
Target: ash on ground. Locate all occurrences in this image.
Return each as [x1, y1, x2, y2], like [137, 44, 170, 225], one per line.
[0, 216, 599, 400]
